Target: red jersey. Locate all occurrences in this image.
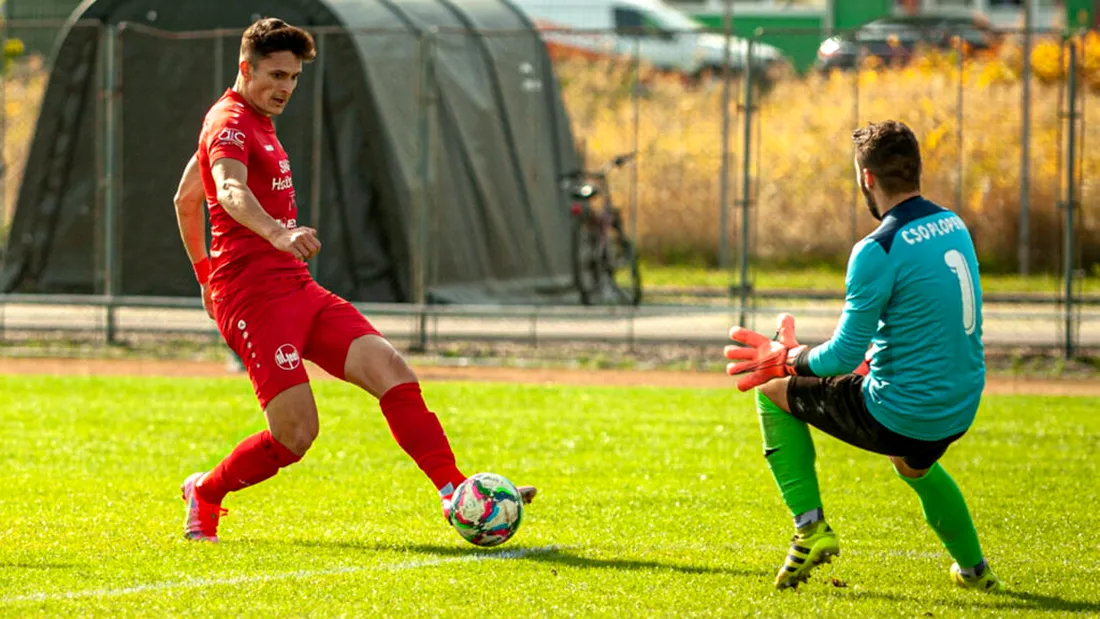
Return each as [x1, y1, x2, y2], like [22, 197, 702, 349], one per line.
[198, 88, 309, 301]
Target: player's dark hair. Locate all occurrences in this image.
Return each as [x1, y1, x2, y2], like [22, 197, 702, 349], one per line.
[240, 17, 316, 64]
[851, 120, 921, 195]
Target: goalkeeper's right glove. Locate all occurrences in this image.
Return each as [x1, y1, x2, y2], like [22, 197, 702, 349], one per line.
[723, 313, 807, 391]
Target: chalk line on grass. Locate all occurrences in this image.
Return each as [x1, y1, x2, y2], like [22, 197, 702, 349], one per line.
[1, 545, 559, 605]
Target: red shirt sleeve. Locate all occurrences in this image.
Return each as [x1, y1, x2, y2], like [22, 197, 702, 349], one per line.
[204, 112, 251, 165]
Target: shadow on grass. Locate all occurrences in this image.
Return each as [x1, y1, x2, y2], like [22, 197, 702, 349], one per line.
[835, 586, 1100, 614]
[281, 539, 770, 578]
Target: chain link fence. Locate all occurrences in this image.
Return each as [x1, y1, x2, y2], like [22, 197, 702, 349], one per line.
[0, 19, 1095, 355]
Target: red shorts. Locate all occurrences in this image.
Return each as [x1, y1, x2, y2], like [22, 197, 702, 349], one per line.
[214, 280, 382, 410]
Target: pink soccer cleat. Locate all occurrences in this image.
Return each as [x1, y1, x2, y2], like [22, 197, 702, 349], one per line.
[180, 472, 228, 542]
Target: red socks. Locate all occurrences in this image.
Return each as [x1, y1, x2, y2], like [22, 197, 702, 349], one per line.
[380, 382, 466, 495]
[195, 430, 301, 504]
[194, 383, 463, 504]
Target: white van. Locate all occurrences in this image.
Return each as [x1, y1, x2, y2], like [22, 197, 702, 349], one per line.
[507, 0, 786, 78]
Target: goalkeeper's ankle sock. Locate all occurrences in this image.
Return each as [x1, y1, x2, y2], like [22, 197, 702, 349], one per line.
[959, 559, 988, 578]
[755, 390, 823, 518]
[794, 507, 824, 530]
[897, 462, 985, 569]
[197, 430, 301, 504]
[380, 382, 467, 493]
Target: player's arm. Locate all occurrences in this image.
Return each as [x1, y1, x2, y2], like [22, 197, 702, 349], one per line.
[211, 158, 320, 260]
[173, 152, 208, 264]
[792, 239, 893, 377]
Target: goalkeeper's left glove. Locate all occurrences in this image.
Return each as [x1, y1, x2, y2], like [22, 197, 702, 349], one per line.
[724, 313, 808, 392]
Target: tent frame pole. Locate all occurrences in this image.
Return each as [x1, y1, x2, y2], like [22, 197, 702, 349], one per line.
[412, 32, 436, 352]
[103, 24, 120, 344]
[309, 33, 325, 279]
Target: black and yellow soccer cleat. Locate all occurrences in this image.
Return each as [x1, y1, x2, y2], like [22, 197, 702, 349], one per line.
[774, 521, 840, 590]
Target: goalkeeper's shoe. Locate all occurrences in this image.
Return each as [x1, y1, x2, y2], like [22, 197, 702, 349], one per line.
[442, 484, 537, 522]
[774, 520, 840, 589]
[180, 472, 227, 542]
[950, 562, 1006, 592]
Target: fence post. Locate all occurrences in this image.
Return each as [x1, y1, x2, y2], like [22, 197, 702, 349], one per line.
[718, 0, 733, 272]
[850, 43, 859, 247]
[737, 37, 754, 328]
[0, 3, 8, 231]
[102, 24, 120, 344]
[308, 32, 325, 279]
[630, 36, 640, 243]
[412, 32, 436, 352]
[955, 34, 964, 221]
[1063, 40, 1078, 360]
[1019, 5, 1033, 275]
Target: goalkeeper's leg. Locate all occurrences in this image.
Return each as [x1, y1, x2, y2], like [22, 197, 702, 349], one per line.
[755, 383, 838, 589]
[893, 457, 1005, 592]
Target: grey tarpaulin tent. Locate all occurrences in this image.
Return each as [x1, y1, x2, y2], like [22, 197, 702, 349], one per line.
[1, 0, 580, 304]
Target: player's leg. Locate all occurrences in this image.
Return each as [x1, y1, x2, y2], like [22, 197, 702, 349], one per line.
[301, 288, 534, 516]
[182, 298, 313, 542]
[298, 290, 465, 494]
[756, 377, 837, 589]
[891, 454, 1005, 592]
[182, 384, 314, 541]
[346, 333, 468, 492]
[756, 378, 824, 528]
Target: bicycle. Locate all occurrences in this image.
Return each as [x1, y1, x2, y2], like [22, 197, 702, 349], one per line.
[560, 152, 642, 306]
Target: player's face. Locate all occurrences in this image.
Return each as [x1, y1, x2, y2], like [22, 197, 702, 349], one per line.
[244, 51, 303, 116]
[854, 158, 882, 221]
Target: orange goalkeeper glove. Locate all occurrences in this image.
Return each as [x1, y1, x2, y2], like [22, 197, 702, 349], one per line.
[724, 313, 808, 392]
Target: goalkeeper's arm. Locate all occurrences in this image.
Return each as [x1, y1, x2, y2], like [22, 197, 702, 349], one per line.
[795, 238, 893, 377]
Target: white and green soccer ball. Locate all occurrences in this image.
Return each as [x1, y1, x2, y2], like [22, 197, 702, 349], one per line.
[448, 472, 524, 547]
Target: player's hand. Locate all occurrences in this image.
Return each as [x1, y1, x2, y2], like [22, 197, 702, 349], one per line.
[272, 226, 321, 261]
[200, 283, 215, 320]
[723, 313, 807, 392]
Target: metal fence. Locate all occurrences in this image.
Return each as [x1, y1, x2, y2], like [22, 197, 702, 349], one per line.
[0, 20, 1095, 355]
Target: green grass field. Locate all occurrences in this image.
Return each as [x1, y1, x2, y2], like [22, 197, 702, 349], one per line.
[2, 375, 1098, 617]
[642, 264, 1100, 296]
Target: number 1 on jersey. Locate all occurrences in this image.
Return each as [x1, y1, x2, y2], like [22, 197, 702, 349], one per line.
[944, 249, 976, 335]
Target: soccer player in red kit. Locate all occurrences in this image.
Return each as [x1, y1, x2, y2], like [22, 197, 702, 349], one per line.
[172, 17, 535, 542]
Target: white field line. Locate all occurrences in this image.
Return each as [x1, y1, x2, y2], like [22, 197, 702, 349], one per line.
[0, 545, 559, 605]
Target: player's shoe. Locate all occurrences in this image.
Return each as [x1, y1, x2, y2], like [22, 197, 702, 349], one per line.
[442, 484, 537, 522]
[180, 472, 227, 542]
[774, 520, 840, 589]
[950, 562, 1005, 592]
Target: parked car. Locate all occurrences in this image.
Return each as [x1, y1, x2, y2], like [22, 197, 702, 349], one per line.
[814, 14, 1002, 72]
[509, 0, 787, 79]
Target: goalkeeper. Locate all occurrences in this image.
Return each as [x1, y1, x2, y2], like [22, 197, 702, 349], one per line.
[725, 120, 1003, 592]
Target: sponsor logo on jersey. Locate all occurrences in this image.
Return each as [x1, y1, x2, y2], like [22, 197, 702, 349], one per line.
[272, 176, 294, 191]
[264, 144, 275, 152]
[279, 159, 290, 174]
[217, 128, 246, 149]
[275, 344, 301, 370]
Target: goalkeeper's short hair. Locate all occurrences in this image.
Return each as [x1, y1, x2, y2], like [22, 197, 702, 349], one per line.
[852, 120, 921, 195]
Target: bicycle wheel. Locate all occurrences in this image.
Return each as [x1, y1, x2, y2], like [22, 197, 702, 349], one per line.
[571, 216, 601, 305]
[608, 234, 642, 306]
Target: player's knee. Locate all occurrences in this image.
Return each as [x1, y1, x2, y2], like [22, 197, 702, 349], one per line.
[890, 456, 927, 479]
[345, 335, 418, 397]
[758, 378, 790, 411]
[274, 420, 318, 456]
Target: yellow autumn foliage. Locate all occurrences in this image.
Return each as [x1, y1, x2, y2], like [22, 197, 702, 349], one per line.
[556, 31, 1100, 273]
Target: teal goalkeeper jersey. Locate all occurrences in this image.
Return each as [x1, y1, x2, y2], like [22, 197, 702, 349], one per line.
[807, 196, 985, 441]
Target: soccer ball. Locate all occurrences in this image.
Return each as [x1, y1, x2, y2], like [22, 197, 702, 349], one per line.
[448, 472, 524, 547]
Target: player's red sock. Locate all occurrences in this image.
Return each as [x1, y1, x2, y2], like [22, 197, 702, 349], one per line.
[195, 430, 301, 504]
[380, 382, 466, 495]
